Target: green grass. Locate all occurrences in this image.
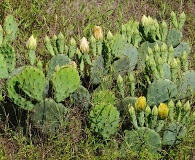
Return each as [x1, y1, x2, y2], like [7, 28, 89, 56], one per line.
[1, 0, 195, 159]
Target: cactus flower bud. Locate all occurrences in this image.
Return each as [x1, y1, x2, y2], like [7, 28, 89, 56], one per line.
[80, 37, 89, 53]
[158, 103, 169, 119]
[128, 72, 135, 82]
[179, 11, 186, 29]
[152, 106, 158, 116]
[26, 35, 37, 50]
[90, 35, 96, 44]
[161, 43, 167, 52]
[181, 51, 188, 61]
[169, 45, 174, 53]
[70, 37, 76, 46]
[129, 105, 135, 115]
[147, 47, 153, 55]
[171, 11, 178, 28]
[135, 96, 146, 111]
[168, 99, 175, 108]
[161, 20, 168, 28]
[141, 15, 148, 26]
[107, 30, 113, 40]
[154, 43, 160, 53]
[176, 100, 182, 108]
[184, 100, 190, 112]
[170, 58, 178, 69]
[94, 26, 103, 40]
[117, 74, 123, 85]
[145, 106, 151, 115]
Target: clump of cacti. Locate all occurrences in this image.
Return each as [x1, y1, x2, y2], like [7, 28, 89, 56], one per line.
[124, 96, 193, 153]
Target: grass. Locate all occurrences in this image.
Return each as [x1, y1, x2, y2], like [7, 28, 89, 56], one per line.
[0, 0, 195, 159]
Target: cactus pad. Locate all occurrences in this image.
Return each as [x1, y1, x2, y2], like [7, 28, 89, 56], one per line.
[177, 71, 195, 99]
[162, 122, 187, 146]
[92, 90, 116, 106]
[31, 98, 68, 134]
[7, 66, 46, 110]
[124, 127, 161, 153]
[3, 15, 18, 43]
[89, 103, 120, 139]
[0, 54, 8, 78]
[147, 79, 178, 106]
[71, 85, 91, 111]
[90, 55, 106, 84]
[166, 28, 182, 47]
[52, 65, 80, 102]
[46, 54, 71, 80]
[0, 44, 15, 72]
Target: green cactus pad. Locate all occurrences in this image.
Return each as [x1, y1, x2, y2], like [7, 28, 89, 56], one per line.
[124, 127, 161, 153]
[92, 90, 116, 106]
[7, 66, 46, 110]
[162, 122, 187, 146]
[71, 85, 91, 111]
[17, 67, 46, 101]
[174, 42, 191, 57]
[31, 98, 68, 134]
[90, 55, 107, 84]
[162, 63, 171, 80]
[112, 56, 130, 78]
[52, 65, 80, 102]
[0, 54, 8, 78]
[147, 79, 178, 106]
[3, 15, 18, 43]
[89, 102, 120, 139]
[46, 54, 71, 80]
[166, 28, 182, 47]
[0, 44, 15, 72]
[177, 71, 195, 99]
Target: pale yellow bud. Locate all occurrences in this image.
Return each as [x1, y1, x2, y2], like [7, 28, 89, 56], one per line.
[158, 103, 169, 120]
[80, 37, 89, 53]
[26, 35, 37, 50]
[152, 106, 158, 116]
[94, 26, 103, 40]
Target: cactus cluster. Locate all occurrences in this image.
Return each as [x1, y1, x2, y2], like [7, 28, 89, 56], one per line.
[124, 96, 193, 153]
[0, 12, 195, 157]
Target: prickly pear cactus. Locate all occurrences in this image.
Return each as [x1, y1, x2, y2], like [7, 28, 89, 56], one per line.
[111, 35, 138, 71]
[7, 66, 46, 110]
[166, 28, 182, 47]
[3, 15, 18, 43]
[31, 98, 68, 134]
[124, 127, 161, 153]
[89, 102, 120, 139]
[46, 54, 71, 80]
[173, 42, 190, 57]
[111, 56, 130, 78]
[147, 79, 178, 106]
[162, 122, 187, 146]
[71, 85, 91, 111]
[0, 44, 15, 72]
[92, 89, 116, 106]
[90, 55, 107, 84]
[0, 54, 8, 78]
[177, 71, 195, 99]
[52, 65, 80, 102]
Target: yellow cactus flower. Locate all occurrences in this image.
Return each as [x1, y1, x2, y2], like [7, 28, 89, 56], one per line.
[94, 26, 103, 40]
[80, 37, 89, 53]
[135, 96, 146, 111]
[158, 103, 169, 120]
